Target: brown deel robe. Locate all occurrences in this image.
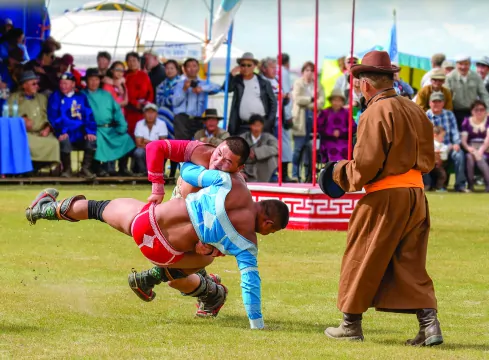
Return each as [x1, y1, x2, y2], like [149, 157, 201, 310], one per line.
[333, 88, 437, 314]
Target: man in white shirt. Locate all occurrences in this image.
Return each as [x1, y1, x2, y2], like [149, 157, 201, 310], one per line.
[226, 52, 277, 136]
[133, 103, 168, 174]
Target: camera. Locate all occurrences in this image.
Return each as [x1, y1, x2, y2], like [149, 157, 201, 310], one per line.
[190, 80, 199, 88]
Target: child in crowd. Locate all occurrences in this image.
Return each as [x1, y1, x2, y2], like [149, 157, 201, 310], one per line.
[317, 89, 356, 163]
[429, 125, 449, 192]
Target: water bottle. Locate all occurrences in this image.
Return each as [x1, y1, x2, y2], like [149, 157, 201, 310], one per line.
[1, 102, 8, 118]
[12, 100, 18, 117]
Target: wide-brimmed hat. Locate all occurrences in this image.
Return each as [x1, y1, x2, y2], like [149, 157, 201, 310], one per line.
[199, 108, 223, 120]
[430, 68, 446, 80]
[20, 70, 39, 84]
[328, 89, 346, 102]
[237, 52, 259, 65]
[350, 50, 400, 78]
[84, 68, 102, 80]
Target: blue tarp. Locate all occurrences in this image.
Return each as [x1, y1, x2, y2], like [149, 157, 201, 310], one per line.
[0, 0, 50, 61]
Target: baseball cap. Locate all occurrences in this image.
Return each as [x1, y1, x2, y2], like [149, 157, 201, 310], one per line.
[430, 92, 445, 102]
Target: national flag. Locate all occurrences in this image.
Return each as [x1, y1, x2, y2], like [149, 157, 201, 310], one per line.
[204, 0, 243, 63]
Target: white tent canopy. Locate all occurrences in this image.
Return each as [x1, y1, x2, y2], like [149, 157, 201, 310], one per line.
[50, 5, 243, 74]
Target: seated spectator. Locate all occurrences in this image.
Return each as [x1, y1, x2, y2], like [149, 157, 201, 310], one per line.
[318, 89, 356, 163]
[426, 126, 449, 192]
[48, 73, 97, 179]
[426, 92, 468, 192]
[125, 52, 154, 139]
[460, 100, 489, 192]
[82, 68, 135, 177]
[416, 69, 453, 112]
[24, 45, 58, 96]
[97, 51, 112, 77]
[103, 61, 128, 110]
[133, 103, 168, 174]
[8, 71, 60, 172]
[58, 54, 83, 89]
[240, 114, 278, 182]
[194, 108, 229, 146]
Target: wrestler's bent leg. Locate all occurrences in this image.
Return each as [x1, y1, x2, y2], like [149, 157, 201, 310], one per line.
[26, 188, 144, 236]
[129, 262, 227, 317]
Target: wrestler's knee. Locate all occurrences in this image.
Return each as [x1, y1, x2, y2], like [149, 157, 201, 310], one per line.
[167, 268, 203, 288]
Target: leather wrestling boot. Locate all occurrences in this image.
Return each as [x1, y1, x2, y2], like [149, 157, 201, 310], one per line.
[25, 188, 86, 225]
[324, 313, 364, 341]
[128, 267, 163, 302]
[195, 273, 228, 318]
[406, 309, 443, 347]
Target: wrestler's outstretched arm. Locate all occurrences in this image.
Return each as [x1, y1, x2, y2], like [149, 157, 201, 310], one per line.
[235, 250, 264, 329]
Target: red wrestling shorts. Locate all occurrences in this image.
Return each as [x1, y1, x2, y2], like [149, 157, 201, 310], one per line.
[131, 202, 184, 266]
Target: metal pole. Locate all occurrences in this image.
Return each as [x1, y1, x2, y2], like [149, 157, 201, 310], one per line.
[277, 0, 283, 186]
[347, 0, 356, 160]
[312, 0, 319, 186]
[222, 23, 234, 130]
[204, 0, 215, 110]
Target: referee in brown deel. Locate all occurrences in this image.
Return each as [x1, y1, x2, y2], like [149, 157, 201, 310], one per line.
[318, 50, 443, 347]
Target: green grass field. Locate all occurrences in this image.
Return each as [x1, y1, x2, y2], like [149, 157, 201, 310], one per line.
[0, 185, 488, 360]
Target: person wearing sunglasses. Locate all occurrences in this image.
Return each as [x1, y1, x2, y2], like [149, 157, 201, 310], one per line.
[8, 70, 60, 173]
[225, 52, 277, 137]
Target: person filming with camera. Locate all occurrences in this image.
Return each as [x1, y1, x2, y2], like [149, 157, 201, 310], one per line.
[172, 58, 221, 140]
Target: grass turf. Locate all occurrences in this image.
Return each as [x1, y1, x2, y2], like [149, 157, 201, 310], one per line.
[0, 185, 488, 359]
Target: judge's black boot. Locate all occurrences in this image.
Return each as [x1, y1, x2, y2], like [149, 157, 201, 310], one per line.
[324, 313, 364, 341]
[80, 150, 96, 179]
[406, 309, 443, 347]
[60, 153, 72, 178]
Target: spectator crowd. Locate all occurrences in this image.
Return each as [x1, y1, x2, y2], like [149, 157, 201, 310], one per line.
[1, 18, 489, 192]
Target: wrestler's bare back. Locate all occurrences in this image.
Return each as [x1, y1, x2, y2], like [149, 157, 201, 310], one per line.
[154, 173, 256, 252]
[152, 145, 257, 253]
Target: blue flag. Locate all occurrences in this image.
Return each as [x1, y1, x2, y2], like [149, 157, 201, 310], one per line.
[388, 11, 398, 63]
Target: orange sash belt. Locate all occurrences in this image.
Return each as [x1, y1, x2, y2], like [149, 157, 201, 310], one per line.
[363, 169, 424, 194]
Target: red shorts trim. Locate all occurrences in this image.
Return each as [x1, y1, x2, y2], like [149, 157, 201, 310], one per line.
[131, 202, 184, 266]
